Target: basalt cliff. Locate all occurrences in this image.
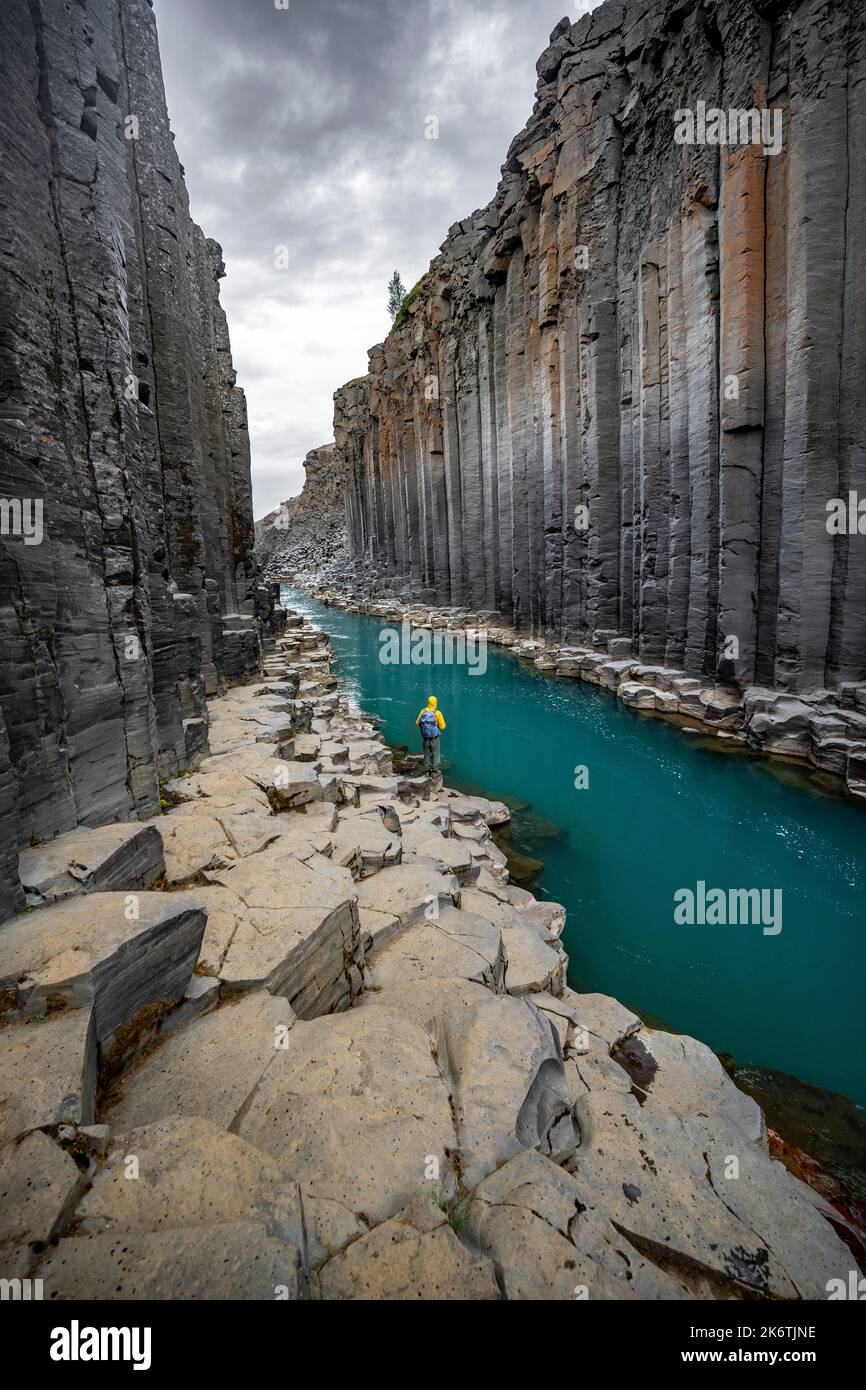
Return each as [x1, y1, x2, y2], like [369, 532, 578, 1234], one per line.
[335, 0, 866, 705]
[0, 0, 275, 917]
[256, 444, 348, 583]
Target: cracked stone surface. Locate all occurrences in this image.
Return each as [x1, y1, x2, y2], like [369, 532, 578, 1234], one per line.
[76, 1115, 304, 1243]
[235, 1007, 456, 1227]
[0, 1130, 88, 1259]
[36, 1223, 305, 1301]
[191, 849, 361, 1013]
[315, 1196, 500, 1301]
[106, 991, 296, 1133]
[364, 906, 506, 992]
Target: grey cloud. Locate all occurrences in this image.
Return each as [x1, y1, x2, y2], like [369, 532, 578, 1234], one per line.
[154, 0, 587, 517]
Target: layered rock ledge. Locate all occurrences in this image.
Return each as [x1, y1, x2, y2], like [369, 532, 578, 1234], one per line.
[0, 611, 859, 1300]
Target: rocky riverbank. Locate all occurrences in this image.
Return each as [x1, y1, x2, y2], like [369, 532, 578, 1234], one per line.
[1, 609, 861, 1300]
[300, 582, 866, 803]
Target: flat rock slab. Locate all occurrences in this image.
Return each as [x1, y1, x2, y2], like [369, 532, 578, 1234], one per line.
[0, 1008, 96, 1144]
[36, 1223, 305, 1300]
[364, 907, 505, 993]
[77, 1115, 303, 1245]
[156, 815, 233, 886]
[501, 921, 566, 996]
[237, 1007, 455, 1226]
[0, 894, 206, 1047]
[163, 770, 272, 814]
[571, 1088, 846, 1299]
[18, 825, 166, 906]
[465, 1149, 689, 1300]
[354, 975, 490, 1034]
[107, 992, 295, 1133]
[194, 851, 360, 1015]
[0, 1131, 87, 1257]
[317, 1197, 499, 1300]
[331, 823, 401, 877]
[356, 864, 459, 951]
[199, 750, 322, 809]
[412, 836, 478, 885]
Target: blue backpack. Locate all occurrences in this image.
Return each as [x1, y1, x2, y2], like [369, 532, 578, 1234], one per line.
[419, 709, 439, 739]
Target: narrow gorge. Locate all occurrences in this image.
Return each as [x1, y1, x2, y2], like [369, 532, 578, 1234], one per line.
[1, 0, 864, 1318]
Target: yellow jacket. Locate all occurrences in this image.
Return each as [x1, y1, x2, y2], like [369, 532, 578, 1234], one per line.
[416, 697, 446, 731]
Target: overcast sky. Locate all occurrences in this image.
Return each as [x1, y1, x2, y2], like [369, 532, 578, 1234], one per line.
[154, 0, 598, 517]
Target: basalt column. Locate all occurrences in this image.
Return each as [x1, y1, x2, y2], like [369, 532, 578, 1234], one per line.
[332, 0, 866, 699]
[0, 0, 263, 916]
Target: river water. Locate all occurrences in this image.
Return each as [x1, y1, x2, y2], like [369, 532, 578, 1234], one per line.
[282, 587, 866, 1133]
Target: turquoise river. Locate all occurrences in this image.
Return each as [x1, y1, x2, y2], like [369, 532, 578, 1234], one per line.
[282, 587, 866, 1141]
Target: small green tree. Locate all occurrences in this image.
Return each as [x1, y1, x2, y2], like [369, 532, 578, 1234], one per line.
[387, 270, 407, 321]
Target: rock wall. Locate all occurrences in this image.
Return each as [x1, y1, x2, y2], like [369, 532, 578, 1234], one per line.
[336, 0, 866, 698]
[256, 444, 348, 581]
[0, 0, 265, 917]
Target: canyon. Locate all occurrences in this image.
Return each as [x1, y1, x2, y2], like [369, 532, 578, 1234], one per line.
[1, 0, 864, 1305]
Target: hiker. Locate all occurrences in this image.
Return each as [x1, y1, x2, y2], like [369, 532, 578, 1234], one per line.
[416, 695, 446, 777]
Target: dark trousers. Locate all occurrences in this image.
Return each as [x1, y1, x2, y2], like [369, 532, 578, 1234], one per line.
[422, 736, 441, 772]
